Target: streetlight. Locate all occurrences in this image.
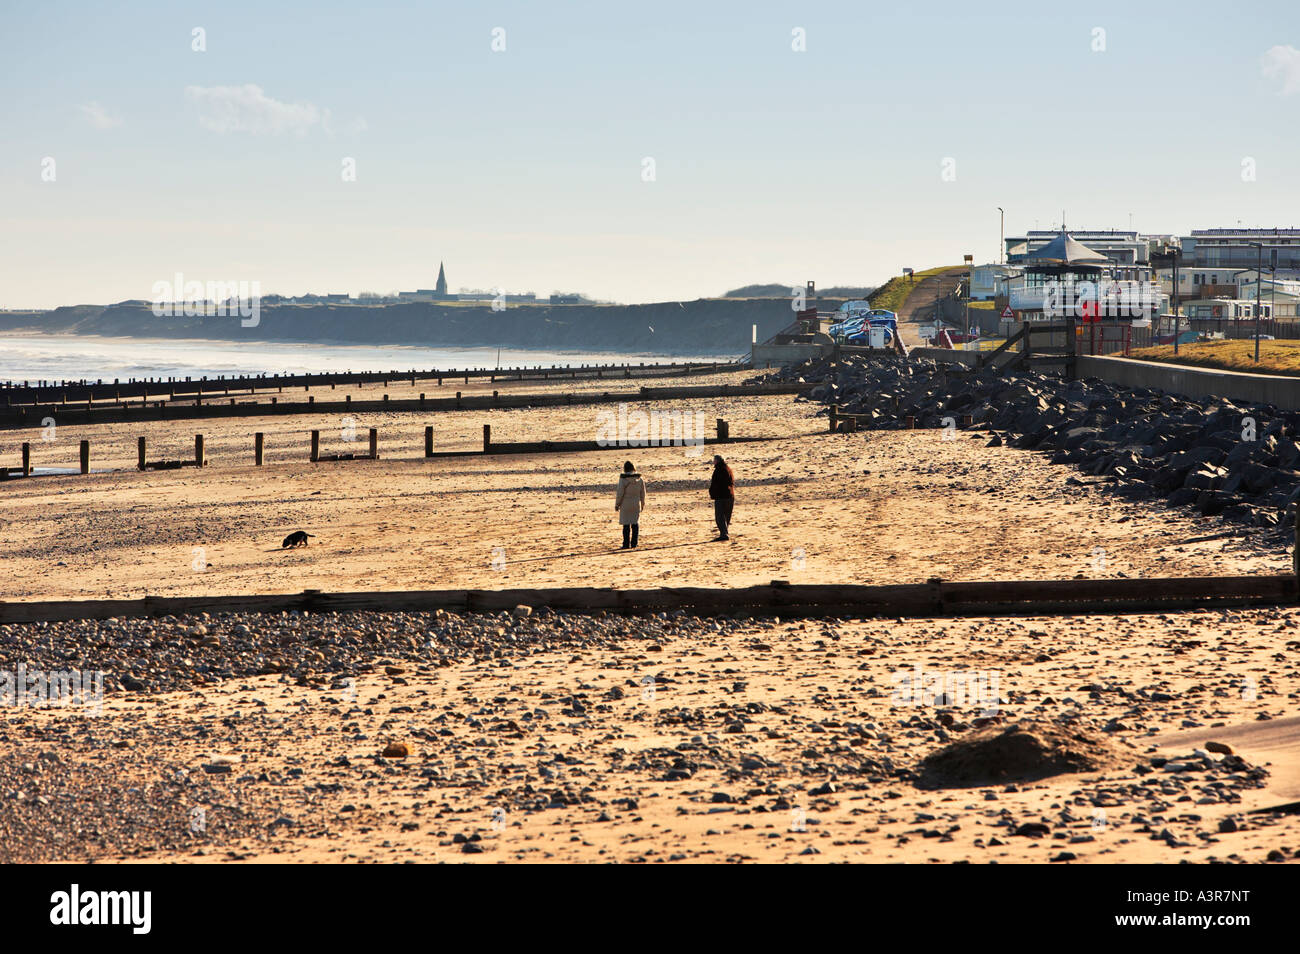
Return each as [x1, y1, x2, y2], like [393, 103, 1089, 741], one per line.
[1250, 242, 1263, 363]
[997, 208, 1005, 265]
[1152, 244, 1182, 354]
[1271, 248, 1277, 343]
[1171, 246, 1181, 355]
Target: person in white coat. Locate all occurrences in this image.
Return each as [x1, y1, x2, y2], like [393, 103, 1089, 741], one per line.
[615, 460, 647, 549]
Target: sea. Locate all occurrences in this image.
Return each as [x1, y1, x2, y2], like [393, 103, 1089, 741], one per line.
[0, 335, 728, 385]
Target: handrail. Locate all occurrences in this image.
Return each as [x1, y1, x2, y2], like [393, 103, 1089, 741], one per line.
[976, 325, 1026, 370]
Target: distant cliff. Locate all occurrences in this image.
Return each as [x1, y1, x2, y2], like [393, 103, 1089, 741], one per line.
[0, 298, 829, 356]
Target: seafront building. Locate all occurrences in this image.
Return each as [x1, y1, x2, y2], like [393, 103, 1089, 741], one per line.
[1004, 229, 1163, 268]
[1145, 230, 1298, 297]
[1181, 228, 1300, 270]
[1003, 231, 1164, 324]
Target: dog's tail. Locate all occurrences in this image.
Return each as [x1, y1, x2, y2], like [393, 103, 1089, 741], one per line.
[304, 533, 316, 537]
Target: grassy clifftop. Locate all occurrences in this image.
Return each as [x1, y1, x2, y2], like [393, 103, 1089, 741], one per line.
[869, 266, 965, 314]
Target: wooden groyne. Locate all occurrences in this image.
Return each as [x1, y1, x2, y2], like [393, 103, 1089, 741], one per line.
[461, 417, 760, 457]
[1, 575, 1294, 624]
[3, 413, 768, 477]
[0, 380, 803, 431]
[0, 359, 746, 407]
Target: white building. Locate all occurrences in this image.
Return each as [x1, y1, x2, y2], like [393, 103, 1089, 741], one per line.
[1235, 272, 1300, 301]
[1154, 266, 1241, 299]
[1182, 299, 1273, 322]
[970, 264, 1023, 300]
[1156, 266, 1300, 305]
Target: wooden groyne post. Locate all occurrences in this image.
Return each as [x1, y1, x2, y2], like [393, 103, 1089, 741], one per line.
[310, 430, 320, 462]
[424, 425, 433, 458]
[79, 440, 89, 475]
[255, 432, 264, 466]
[137, 437, 146, 471]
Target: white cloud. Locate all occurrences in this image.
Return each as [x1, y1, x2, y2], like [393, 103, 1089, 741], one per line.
[184, 84, 324, 136]
[79, 101, 122, 129]
[1261, 45, 1300, 94]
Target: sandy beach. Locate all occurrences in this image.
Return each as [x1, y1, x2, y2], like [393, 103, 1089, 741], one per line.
[1, 375, 1297, 864]
[3, 605, 1296, 864]
[0, 371, 1286, 601]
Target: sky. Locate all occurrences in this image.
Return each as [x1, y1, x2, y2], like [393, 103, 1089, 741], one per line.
[2, 0, 1300, 309]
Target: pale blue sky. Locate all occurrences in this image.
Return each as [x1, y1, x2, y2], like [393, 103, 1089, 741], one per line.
[3, 0, 1299, 308]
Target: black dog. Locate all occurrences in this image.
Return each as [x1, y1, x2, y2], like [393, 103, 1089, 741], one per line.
[281, 531, 315, 549]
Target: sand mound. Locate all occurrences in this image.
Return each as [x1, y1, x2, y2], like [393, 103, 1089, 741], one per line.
[917, 721, 1123, 789]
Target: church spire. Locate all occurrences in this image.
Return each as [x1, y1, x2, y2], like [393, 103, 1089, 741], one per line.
[435, 261, 447, 297]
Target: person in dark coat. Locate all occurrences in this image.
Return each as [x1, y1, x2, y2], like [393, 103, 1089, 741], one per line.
[708, 454, 734, 541]
[615, 460, 646, 549]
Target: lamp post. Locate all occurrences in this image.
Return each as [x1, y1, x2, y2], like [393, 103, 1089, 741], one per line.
[1251, 242, 1263, 363]
[997, 208, 1005, 265]
[1270, 248, 1277, 341]
[1152, 245, 1182, 353]
[1171, 246, 1181, 355]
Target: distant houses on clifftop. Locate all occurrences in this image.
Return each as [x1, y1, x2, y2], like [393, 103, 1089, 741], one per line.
[256, 261, 600, 307]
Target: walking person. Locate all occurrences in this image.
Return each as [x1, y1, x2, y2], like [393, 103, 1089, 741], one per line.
[615, 460, 646, 549]
[709, 454, 735, 541]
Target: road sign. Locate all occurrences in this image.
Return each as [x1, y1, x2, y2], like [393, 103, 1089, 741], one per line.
[1001, 306, 1014, 319]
